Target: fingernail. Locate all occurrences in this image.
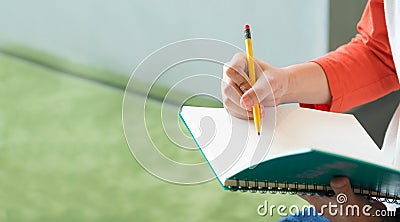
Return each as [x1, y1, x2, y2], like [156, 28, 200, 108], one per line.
[331, 177, 348, 188]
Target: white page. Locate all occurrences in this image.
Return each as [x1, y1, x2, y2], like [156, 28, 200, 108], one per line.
[274, 107, 390, 167]
[180, 106, 394, 184]
[181, 106, 279, 183]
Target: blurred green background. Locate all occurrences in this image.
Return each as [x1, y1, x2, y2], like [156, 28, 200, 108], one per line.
[0, 0, 371, 221]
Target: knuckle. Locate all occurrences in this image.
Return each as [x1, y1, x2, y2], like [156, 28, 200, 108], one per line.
[234, 52, 246, 59]
[224, 65, 235, 77]
[222, 98, 230, 106]
[239, 85, 246, 93]
[239, 82, 250, 92]
[222, 85, 230, 95]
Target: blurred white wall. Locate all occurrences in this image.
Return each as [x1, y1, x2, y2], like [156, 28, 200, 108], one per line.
[0, 0, 328, 92]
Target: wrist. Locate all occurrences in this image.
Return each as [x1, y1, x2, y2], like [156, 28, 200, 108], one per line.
[279, 62, 331, 105]
[279, 66, 298, 104]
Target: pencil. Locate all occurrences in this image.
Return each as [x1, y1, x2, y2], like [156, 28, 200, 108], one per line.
[244, 24, 261, 135]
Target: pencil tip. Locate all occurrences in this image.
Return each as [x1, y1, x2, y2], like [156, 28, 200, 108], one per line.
[258, 132, 260, 136]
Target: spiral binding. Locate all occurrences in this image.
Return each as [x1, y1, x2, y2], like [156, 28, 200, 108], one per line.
[225, 179, 400, 204]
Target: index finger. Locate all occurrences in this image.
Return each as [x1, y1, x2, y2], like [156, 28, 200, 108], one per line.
[223, 53, 251, 92]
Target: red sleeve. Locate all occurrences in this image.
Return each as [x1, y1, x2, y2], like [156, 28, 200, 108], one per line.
[301, 0, 399, 113]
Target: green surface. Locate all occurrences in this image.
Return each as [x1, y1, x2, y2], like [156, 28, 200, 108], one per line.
[0, 51, 305, 221]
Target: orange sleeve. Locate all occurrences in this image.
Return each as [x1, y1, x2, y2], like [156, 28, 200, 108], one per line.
[301, 0, 399, 113]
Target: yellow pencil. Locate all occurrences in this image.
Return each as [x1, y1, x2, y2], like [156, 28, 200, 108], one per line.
[244, 24, 261, 135]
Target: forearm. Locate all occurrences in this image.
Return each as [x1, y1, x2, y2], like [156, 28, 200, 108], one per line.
[288, 0, 399, 112]
[281, 62, 331, 105]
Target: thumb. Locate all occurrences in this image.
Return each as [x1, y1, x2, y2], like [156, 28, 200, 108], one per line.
[240, 81, 267, 109]
[330, 177, 354, 201]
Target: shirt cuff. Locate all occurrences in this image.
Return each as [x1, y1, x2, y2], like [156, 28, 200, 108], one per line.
[299, 60, 345, 113]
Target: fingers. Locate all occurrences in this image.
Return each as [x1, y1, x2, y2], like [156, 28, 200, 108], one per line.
[222, 78, 243, 102]
[223, 98, 253, 119]
[222, 78, 252, 119]
[299, 177, 354, 213]
[300, 177, 388, 222]
[223, 52, 276, 115]
[222, 53, 251, 118]
[330, 177, 355, 200]
[300, 194, 330, 211]
[241, 88, 261, 110]
[224, 53, 267, 109]
[223, 53, 251, 93]
[241, 78, 272, 109]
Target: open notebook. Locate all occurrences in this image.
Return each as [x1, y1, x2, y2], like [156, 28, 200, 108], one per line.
[179, 106, 400, 202]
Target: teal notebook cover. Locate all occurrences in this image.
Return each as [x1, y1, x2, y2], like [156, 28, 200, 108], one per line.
[179, 106, 400, 199]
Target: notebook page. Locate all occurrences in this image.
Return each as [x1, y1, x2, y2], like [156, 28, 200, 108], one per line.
[180, 106, 310, 183]
[274, 106, 392, 168]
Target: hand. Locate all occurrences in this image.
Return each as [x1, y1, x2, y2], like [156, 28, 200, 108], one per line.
[221, 53, 332, 119]
[221, 52, 290, 119]
[301, 177, 388, 222]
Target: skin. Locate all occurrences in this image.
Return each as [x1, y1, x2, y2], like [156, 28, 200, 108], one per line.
[302, 177, 387, 222]
[222, 52, 330, 118]
[222, 52, 391, 222]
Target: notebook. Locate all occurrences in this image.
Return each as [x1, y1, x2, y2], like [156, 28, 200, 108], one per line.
[179, 105, 400, 202]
